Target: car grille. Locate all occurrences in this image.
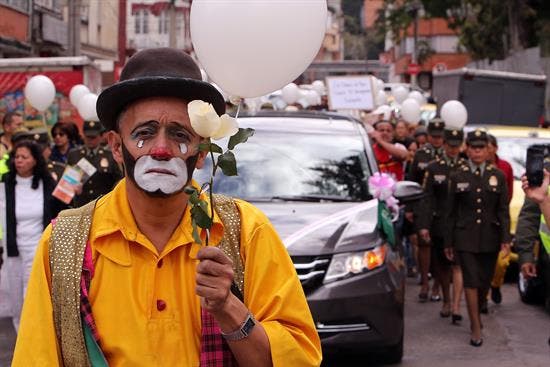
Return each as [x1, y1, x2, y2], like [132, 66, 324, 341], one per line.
[291, 255, 331, 293]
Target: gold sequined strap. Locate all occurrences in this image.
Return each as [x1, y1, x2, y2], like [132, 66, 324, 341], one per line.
[212, 194, 244, 296]
[49, 200, 97, 367]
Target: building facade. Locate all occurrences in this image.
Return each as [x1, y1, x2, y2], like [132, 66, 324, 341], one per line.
[0, 0, 32, 57]
[126, 0, 192, 53]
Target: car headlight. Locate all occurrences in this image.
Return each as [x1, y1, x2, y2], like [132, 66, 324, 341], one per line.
[324, 245, 387, 284]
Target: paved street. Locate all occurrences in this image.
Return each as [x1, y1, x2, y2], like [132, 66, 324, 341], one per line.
[1, 278, 548, 366]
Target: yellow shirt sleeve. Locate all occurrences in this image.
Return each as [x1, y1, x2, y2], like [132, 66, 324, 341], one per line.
[238, 200, 322, 366]
[12, 224, 62, 366]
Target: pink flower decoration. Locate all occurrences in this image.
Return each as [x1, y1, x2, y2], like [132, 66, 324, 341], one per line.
[369, 172, 396, 201]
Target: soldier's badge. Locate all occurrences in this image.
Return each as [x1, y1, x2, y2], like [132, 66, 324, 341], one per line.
[457, 182, 469, 190]
[418, 162, 428, 169]
[489, 175, 498, 186]
[434, 174, 446, 183]
[100, 158, 109, 168]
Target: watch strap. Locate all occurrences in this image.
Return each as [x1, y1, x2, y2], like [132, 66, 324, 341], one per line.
[220, 312, 256, 341]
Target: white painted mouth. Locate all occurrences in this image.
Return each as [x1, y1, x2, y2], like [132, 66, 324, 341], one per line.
[134, 155, 188, 194]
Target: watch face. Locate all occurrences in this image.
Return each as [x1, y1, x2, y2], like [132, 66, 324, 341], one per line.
[242, 314, 256, 336]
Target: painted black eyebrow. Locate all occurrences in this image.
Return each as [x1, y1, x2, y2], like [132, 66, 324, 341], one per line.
[131, 120, 159, 134]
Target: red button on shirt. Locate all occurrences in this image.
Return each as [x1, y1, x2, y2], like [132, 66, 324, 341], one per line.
[157, 300, 167, 311]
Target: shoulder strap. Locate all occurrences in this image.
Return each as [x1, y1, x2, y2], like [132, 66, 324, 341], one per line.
[212, 194, 244, 298]
[49, 200, 97, 367]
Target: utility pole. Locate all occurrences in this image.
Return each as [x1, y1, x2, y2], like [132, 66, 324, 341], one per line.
[169, 0, 176, 48]
[68, 0, 82, 56]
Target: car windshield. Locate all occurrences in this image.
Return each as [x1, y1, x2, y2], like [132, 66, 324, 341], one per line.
[496, 136, 550, 179]
[193, 115, 373, 202]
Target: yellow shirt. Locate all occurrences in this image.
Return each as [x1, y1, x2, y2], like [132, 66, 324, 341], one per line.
[13, 179, 322, 366]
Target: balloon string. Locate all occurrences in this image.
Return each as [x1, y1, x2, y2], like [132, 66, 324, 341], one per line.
[235, 99, 242, 119]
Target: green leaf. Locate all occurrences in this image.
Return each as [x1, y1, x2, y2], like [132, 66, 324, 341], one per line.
[191, 204, 213, 229]
[199, 142, 223, 154]
[184, 185, 197, 195]
[191, 219, 202, 245]
[188, 189, 200, 205]
[218, 151, 238, 176]
[228, 128, 255, 150]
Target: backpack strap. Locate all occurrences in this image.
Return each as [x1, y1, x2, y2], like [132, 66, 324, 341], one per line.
[212, 194, 244, 298]
[49, 200, 97, 367]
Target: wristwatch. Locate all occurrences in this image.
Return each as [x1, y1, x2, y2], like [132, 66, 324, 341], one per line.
[221, 312, 256, 341]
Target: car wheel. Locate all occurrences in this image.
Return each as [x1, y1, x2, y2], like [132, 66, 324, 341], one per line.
[517, 271, 544, 304]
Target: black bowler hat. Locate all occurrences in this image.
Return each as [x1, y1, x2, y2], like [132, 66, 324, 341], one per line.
[96, 48, 225, 131]
[466, 129, 488, 147]
[444, 129, 464, 147]
[427, 118, 445, 137]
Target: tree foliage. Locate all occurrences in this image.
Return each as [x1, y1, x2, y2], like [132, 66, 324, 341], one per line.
[375, 0, 549, 61]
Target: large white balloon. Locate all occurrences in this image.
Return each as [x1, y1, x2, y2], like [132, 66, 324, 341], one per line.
[408, 90, 425, 106]
[441, 100, 468, 129]
[372, 105, 392, 121]
[24, 75, 56, 111]
[281, 83, 301, 104]
[392, 86, 408, 104]
[191, 0, 327, 98]
[77, 93, 99, 121]
[69, 84, 90, 107]
[400, 98, 421, 124]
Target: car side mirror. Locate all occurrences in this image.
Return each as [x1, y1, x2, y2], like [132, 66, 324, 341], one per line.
[394, 181, 424, 204]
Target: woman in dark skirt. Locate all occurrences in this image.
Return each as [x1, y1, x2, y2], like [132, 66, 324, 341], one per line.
[444, 129, 511, 347]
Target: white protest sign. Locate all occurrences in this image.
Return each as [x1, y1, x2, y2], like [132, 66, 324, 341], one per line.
[326, 76, 375, 110]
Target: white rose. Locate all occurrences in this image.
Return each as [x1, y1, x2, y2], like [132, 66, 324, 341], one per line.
[188, 100, 221, 138]
[212, 114, 239, 140]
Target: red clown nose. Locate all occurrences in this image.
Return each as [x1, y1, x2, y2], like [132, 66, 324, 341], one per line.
[150, 147, 173, 160]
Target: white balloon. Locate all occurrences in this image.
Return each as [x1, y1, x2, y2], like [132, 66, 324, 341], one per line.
[441, 100, 468, 129]
[408, 90, 425, 106]
[376, 90, 387, 106]
[69, 84, 90, 107]
[281, 83, 300, 104]
[372, 105, 392, 121]
[311, 80, 326, 95]
[304, 90, 321, 106]
[392, 86, 408, 104]
[24, 75, 56, 111]
[191, 0, 327, 98]
[376, 78, 385, 92]
[400, 98, 421, 124]
[77, 93, 99, 121]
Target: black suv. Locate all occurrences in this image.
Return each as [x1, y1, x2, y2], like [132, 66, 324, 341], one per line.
[194, 110, 421, 363]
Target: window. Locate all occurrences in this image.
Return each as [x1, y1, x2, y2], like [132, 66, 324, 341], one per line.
[0, 0, 30, 12]
[135, 9, 149, 34]
[158, 10, 169, 34]
[176, 11, 184, 33]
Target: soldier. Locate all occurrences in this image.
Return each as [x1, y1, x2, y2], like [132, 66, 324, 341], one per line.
[409, 118, 445, 301]
[444, 129, 511, 347]
[67, 120, 123, 207]
[416, 127, 466, 319]
[28, 127, 66, 182]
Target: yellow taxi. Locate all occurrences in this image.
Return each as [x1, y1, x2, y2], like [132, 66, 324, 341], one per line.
[467, 125, 550, 234]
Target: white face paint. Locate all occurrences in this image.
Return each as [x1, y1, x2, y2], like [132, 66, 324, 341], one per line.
[134, 155, 188, 194]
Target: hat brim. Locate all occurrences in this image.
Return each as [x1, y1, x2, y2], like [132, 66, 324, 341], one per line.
[429, 131, 445, 137]
[97, 76, 226, 131]
[84, 130, 101, 137]
[446, 140, 463, 147]
[468, 141, 487, 148]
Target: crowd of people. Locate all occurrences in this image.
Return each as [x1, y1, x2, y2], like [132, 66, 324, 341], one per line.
[364, 110, 550, 347]
[0, 112, 122, 332]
